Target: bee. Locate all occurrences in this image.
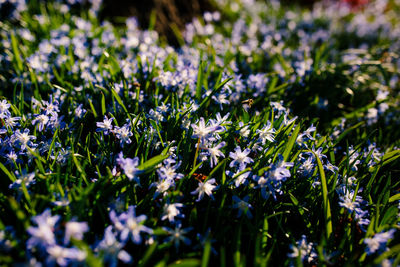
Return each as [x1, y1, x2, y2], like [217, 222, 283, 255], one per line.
[241, 99, 254, 111]
[193, 173, 208, 182]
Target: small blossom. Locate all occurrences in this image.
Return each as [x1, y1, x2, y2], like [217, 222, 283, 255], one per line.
[191, 178, 218, 201]
[96, 115, 114, 135]
[256, 121, 276, 144]
[229, 146, 254, 171]
[161, 203, 184, 223]
[232, 195, 253, 218]
[364, 229, 396, 255]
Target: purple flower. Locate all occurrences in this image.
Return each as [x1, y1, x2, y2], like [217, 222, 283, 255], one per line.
[4, 116, 20, 129]
[0, 100, 11, 119]
[149, 178, 175, 198]
[46, 245, 86, 266]
[14, 128, 36, 150]
[226, 170, 251, 187]
[288, 235, 317, 264]
[157, 158, 184, 181]
[9, 170, 35, 190]
[268, 155, 294, 182]
[205, 141, 226, 168]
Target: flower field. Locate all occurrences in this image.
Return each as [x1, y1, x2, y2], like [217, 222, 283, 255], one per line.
[1, 0, 400, 266]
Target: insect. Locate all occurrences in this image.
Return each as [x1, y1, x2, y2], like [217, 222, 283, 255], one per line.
[193, 173, 208, 182]
[241, 99, 254, 107]
[241, 99, 254, 111]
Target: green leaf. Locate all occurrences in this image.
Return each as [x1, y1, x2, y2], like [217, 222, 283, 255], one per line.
[201, 239, 212, 267]
[389, 193, 400, 203]
[138, 148, 170, 174]
[198, 77, 233, 111]
[168, 259, 201, 267]
[196, 60, 206, 101]
[10, 32, 23, 72]
[282, 123, 301, 162]
[0, 162, 16, 182]
[101, 92, 106, 116]
[88, 99, 98, 118]
[312, 150, 333, 240]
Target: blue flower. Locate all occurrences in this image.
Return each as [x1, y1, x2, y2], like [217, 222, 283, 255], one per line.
[114, 123, 133, 146]
[111, 206, 153, 244]
[229, 146, 253, 171]
[96, 115, 114, 135]
[64, 221, 89, 244]
[191, 178, 218, 202]
[364, 229, 396, 255]
[161, 203, 184, 223]
[116, 153, 141, 183]
[0, 100, 11, 119]
[163, 225, 193, 250]
[14, 129, 36, 150]
[157, 158, 184, 181]
[191, 117, 223, 141]
[27, 209, 60, 249]
[256, 121, 276, 144]
[32, 114, 49, 132]
[96, 226, 132, 267]
[232, 195, 253, 218]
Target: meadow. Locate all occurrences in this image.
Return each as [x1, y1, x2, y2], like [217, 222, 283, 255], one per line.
[0, 0, 400, 266]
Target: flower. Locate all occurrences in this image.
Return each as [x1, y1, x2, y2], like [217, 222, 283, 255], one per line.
[191, 178, 218, 201]
[96, 226, 132, 267]
[364, 229, 396, 255]
[206, 141, 226, 167]
[232, 196, 253, 218]
[229, 146, 254, 171]
[150, 178, 175, 198]
[288, 235, 317, 264]
[9, 170, 36, 190]
[117, 153, 141, 183]
[256, 121, 276, 144]
[64, 221, 89, 244]
[226, 170, 251, 187]
[111, 206, 153, 244]
[0, 100, 11, 119]
[46, 245, 86, 266]
[191, 117, 223, 141]
[14, 128, 36, 150]
[161, 203, 184, 223]
[113, 123, 133, 146]
[27, 209, 60, 249]
[338, 190, 361, 212]
[32, 114, 49, 132]
[163, 226, 192, 250]
[157, 158, 184, 181]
